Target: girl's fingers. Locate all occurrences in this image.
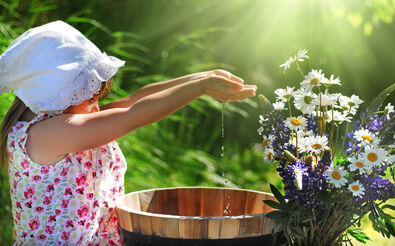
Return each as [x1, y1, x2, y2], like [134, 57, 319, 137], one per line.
[214, 69, 244, 84]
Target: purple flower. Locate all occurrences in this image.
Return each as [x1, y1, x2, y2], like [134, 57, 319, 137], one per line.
[355, 176, 395, 204]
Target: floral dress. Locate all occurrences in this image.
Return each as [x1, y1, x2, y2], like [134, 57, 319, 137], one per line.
[7, 113, 127, 245]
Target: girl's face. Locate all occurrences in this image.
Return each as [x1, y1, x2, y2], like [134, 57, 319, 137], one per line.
[64, 79, 112, 114]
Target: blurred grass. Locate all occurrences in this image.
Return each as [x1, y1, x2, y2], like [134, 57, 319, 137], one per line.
[1, 0, 395, 245]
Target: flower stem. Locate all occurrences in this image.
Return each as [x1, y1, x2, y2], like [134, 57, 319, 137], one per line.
[340, 122, 349, 156]
[295, 61, 305, 78]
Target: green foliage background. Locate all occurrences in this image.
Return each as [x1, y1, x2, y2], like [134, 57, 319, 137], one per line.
[0, 0, 394, 245]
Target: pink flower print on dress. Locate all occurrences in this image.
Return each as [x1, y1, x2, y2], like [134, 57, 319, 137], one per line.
[24, 187, 35, 199]
[90, 211, 96, 220]
[29, 218, 40, 230]
[78, 204, 90, 217]
[61, 199, 69, 208]
[34, 206, 44, 214]
[43, 196, 52, 205]
[45, 225, 54, 234]
[55, 209, 61, 216]
[37, 234, 47, 241]
[60, 167, 69, 176]
[54, 177, 60, 184]
[20, 158, 29, 169]
[22, 232, 27, 238]
[98, 159, 102, 167]
[113, 165, 120, 171]
[61, 231, 70, 241]
[46, 184, 54, 193]
[64, 187, 73, 196]
[16, 212, 21, 221]
[10, 140, 15, 148]
[13, 180, 18, 189]
[32, 175, 42, 182]
[65, 220, 74, 229]
[86, 193, 94, 200]
[76, 156, 82, 163]
[100, 146, 107, 154]
[40, 166, 49, 174]
[65, 155, 72, 163]
[76, 173, 87, 186]
[83, 161, 92, 169]
[24, 201, 32, 208]
[93, 200, 99, 208]
[16, 123, 24, 130]
[92, 171, 97, 178]
[115, 154, 120, 162]
[16, 201, 22, 210]
[76, 187, 85, 195]
[78, 219, 86, 226]
[109, 239, 117, 246]
[48, 215, 56, 223]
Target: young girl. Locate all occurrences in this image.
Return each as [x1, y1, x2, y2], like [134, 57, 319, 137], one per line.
[0, 21, 256, 245]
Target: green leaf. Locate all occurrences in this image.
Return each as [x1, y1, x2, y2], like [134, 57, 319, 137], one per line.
[272, 222, 283, 234]
[382, 204, 395, 211]
[361, 83, 395, 122]
[263, 199, 281, 209]
[269, 184, 286, 205]
[266, 210, 286, 219]
[384, 217, 395, 237]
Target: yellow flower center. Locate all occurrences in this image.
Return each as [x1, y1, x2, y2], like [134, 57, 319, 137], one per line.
[331, 171, 341, 180]
[261, 139, 270, 148]
[312, 144, 322, 150]
[310, 77, 319, 85]
[355, 161, 364, 168]
[352, 185, 360, 191]
[367, 153, 378, 162]
[348, 101, 356, 107]
[290, 118, 302, 126]
[267, 152, 273, 161]
[361, 135, 373, 143]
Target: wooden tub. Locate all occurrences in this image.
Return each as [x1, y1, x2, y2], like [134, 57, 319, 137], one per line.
[115, 187, 283, 246]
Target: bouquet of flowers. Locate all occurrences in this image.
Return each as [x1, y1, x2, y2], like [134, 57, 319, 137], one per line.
[258, 49, 395, 245]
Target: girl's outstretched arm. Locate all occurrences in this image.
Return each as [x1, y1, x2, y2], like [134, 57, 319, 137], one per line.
[100, 69, 244, 110]
[26, 74, 256, 165]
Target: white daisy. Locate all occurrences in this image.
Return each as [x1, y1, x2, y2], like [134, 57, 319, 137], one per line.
[325, 165, 348, 188]
[259, 115, 268, 124]
[326, 110, 352, 124]
[303, 135, 329, 154]
[273, 101, 286, 111]
[293, 90, 317, 114]
[284, 116, 307, 131]
[279, 57, 295, 72]
[353, 129, 378, 146]
[313, 93, 338, 107]
[279, 49, 309, 73]
[257, 126, 264, 136]
[339, 95, 363, 115]
[363, 147, 387, 167]
[263, 148, 275, 163]
[297, 136, 310, 153]
[321, 74, 341, 88]
[384, 103, 394, 119]
[300, 69, 325, 90]
[261, 135, 275, 149]
[348, 156, 370, 175]
[274, 87, 295, 101]
[348, 181, 365, 197]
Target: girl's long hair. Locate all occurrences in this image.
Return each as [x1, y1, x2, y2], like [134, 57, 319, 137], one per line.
[1, 97, 28, 168]
[0, 80, 111, 168]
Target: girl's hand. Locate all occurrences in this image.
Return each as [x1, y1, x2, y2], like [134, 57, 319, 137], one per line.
[189, 69, 244, 85]
[200, 73, 256, 102]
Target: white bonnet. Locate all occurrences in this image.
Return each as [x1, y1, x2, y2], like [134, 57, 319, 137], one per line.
[0, 20, 125, 114]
